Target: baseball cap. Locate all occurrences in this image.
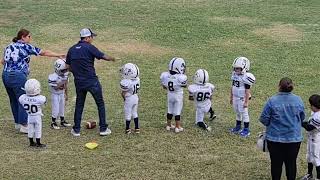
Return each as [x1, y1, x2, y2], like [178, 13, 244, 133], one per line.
[80, 28, 97, 37]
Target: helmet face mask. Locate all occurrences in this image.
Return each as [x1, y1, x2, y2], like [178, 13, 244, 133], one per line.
[193, 69, 209, 85]
[25, 79, 41, 96]
[168, 57, 186, 74]
[54, 59, 68, 76]
[120, 63, 139, 79]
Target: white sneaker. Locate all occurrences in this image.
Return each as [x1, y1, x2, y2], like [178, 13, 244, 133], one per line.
[301, 174, 313, 180]
[166, 125, 175, 131]
[100, 128, 112, 136]
[206, 126, 212, 132]
[175, 127, 184, 133]
[71, 129, 80, 137]
[20, 125, 28, 134]
[15, 123, 21, 130]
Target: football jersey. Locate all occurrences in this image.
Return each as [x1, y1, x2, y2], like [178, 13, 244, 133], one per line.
[3, 41, 41, 75]
[308, 111, 320, 137]
[48, 72, 69, 94]
[188, 83, 215, 108]
[120, 77, 140, 97]
[231, 72, 255, 98]
[19, 94, 46, 116]
[160, 72, 187, 94]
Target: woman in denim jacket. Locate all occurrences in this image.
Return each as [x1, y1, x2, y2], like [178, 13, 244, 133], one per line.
[260, 77, 305, 180]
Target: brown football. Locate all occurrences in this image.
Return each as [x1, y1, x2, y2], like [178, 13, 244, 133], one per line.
[85, 121, 97, 129]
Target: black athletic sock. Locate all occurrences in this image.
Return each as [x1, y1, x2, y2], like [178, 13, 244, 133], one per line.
[308, 163, 314, 175]
[125, 120, 131, 130]
[36, 138, 42, 145]
[244, 122, 249, 129]
[29, 138, 35, 145]
[52, 117, 56, 123]
[236, 120, 241, 127]
[316, 165, 320, 178]
[60, 116, 65, 122]
[134, 117, 139, 129]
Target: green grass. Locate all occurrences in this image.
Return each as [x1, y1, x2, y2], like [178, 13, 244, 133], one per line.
[0, 0, 320, 179]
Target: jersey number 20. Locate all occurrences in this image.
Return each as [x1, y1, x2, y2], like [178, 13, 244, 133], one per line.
[23, 104, 38, 114]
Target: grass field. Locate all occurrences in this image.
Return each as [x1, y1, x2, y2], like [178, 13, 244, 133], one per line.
[0, 0, 320, 179]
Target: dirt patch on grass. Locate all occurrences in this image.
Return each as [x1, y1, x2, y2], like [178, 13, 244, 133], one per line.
[209, 16, 256, 24]
[253, 24, 303, 42]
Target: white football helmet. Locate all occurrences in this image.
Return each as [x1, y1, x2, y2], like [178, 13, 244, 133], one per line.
[232, 57, 250, 74]
[25, 79, 41, 96]
[256, 132, 268, 152]
[193, 69, 209, 85]
[120, 63, 140, 79]
[168, 57, 186, 74]
[54, 59, 68, 76]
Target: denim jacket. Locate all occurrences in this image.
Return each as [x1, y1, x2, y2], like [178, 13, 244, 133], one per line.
[260, 92, 305, 143]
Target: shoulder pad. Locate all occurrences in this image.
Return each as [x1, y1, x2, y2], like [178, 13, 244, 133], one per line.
[120, 79, 130, 90]
[243, 73, 255, 85]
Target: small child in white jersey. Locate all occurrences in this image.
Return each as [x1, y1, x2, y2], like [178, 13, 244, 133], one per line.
[160, 57, 187, 133]
[229, 57, 255, 137]
[188, 69, 216, 131]
[120, 63, 140, 134]
[48, 59, 71, 129]
[19, 79, 46, 148]
[302, 94, 320, 180]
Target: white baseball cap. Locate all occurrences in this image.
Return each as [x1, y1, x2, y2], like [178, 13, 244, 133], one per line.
[80, 28, 97, 37]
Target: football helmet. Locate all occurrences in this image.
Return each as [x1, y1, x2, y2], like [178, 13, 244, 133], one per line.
[232, 57, 250, 74]
[120, 63, 140, 79]
[54, 59, 68, 76]
[256, 132, 268, 152]
[168, 57, 186, 74]
[25, 79, 41, 96]
[193, 69, 209, 85]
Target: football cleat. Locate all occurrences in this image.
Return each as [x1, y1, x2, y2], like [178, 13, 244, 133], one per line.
[230, 125, 241, 134]
[239, 128, 250, 137]
[51, 122, 60, 130]
[60, 121, 71, 127]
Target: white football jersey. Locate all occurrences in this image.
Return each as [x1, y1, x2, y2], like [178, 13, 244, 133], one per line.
[48, 72, 68, 94]
[308, 111, 320, 137]
[231, 72, 255, 98]
[188, 83, 215, 108]
[19, 94, 46, 116]
[160, 72, 187, 94]
[120, 77, 140, 97]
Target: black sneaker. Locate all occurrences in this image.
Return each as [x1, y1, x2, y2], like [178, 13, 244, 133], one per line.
[60, 121, 71, 127]
[209, 113, 217, 121]
[51, 122, 60, 129]
[30, 143, 37, 147]
[36, 143, 47, 148]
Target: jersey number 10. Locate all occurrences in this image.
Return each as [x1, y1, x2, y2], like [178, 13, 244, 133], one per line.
[133, 84, 140, 94]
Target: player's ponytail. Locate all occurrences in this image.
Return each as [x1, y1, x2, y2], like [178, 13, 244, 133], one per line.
[12, 29, 30, 42]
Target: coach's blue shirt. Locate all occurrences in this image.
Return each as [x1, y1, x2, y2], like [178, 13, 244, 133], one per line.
[260, 92, 305, 143]
[66, 40, 104, 88]
[3, 40, 41, 75]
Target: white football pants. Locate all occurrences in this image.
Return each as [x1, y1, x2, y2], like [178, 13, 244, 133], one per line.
[28, 115, 42, 138]
[307, 133, 320, 166]
[51, 93, 65, 118]
[124, 95, 139, 121]
[232, 97, 249, 123]
[167, 93, 183, 116]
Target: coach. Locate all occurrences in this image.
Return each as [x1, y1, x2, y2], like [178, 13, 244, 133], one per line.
[66, 28, 115, 137]
[2, 28, 65, 133]
[260, 77, 305, 180]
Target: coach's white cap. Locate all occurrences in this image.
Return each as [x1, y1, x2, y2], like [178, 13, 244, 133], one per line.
[80, 28, 97, 37]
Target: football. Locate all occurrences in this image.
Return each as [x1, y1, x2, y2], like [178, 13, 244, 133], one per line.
[85, 121, 97, 129]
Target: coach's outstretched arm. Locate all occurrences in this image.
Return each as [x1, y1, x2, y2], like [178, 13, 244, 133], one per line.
[40, 50, 65, 59]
